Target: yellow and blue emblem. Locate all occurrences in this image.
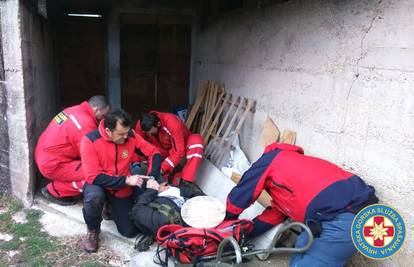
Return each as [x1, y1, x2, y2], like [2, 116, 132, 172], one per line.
[54, 111, 68, 126]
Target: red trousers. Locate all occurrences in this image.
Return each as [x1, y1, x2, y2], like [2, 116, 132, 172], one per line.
[168, 134, 204, 184]
[38, 159, 85, 198]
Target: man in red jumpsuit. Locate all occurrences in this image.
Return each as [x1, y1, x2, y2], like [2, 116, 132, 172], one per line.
[80, 109, 162, 252]
[135, 111, 204, 186]
[35, 96, 110, 205]
[225, 143, 378, 267]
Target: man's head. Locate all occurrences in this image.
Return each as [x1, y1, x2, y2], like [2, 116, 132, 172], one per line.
[140, 113, 160, 135]
[88, 95, 110, 121]
[104, 109, 132, 145]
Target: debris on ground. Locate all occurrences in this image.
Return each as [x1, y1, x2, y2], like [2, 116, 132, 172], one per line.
[0, 196, 123, 266]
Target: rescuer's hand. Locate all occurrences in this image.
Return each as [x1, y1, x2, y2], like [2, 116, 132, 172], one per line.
[126, 175, 144, 187]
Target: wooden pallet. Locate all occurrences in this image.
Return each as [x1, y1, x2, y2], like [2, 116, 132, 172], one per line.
[205, 95, 256, 167]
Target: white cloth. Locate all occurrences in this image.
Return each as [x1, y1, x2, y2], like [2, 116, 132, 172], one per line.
[158, 186, 185, 208]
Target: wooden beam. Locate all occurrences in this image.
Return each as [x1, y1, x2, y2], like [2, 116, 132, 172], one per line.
[186, 81, 207, 129]
[231, 172, 272, 208]
[281, 130, 296, 145]
[259, 117, 280, 148]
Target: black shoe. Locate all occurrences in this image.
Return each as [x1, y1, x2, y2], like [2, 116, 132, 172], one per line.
[41, 186, 77, 206]
[134, 235, 154, 252]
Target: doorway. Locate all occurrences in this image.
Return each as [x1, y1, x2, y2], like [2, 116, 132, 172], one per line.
[120, 14, 192, 121]
[56, 15, 106, 108]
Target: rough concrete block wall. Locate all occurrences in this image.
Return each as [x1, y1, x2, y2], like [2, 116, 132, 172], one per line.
[194, 0, 413, 265]
[0, 0, 56, 204]
[0, 0, 31, 204]
[0, 17, 11, 194]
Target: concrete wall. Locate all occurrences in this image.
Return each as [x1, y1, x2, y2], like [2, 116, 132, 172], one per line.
[194, 0, 413, 265]
[0, 15, 11, 195]
[0, 0, 29, 203]
[0, 0, 57, 203]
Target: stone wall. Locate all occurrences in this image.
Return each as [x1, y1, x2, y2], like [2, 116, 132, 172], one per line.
[0, 16, 11, 195]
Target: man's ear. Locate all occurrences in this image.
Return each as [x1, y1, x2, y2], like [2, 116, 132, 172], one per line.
[105, 127, 111, 136]
[157, 121, 161, 127]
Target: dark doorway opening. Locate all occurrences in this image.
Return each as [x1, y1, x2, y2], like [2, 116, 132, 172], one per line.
[56, 15, 107, 108]
[120, 14, 192, 121]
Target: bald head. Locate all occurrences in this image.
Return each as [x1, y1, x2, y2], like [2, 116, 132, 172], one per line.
[88, 95, 110, 121]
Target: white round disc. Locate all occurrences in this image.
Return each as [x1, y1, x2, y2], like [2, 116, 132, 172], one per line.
[181, 196, 226, 228]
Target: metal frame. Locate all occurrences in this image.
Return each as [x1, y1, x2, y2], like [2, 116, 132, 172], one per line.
[197, 222, 314, 267]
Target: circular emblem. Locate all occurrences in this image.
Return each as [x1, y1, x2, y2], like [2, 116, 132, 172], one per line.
[351, 204, 405, 259]
[121, 150, 129, 159]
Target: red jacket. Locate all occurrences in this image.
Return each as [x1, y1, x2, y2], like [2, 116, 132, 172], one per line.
[135, 111, 191, 174]
[226, 143, 377, 237]
[81, 120, 162, 198]
[35, 101, 98, 175]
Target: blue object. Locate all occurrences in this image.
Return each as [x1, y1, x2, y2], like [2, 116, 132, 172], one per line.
[290, 212, 357, 267]
[172, 107, 188, 122]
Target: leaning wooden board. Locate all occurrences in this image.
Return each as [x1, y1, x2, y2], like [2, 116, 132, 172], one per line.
[186, 81, 207, 129]
[230, 172, 272, 208]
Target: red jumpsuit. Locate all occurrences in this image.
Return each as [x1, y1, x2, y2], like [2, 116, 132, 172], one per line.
[135, 111, 204, 183]
[35, 101, 97, 197]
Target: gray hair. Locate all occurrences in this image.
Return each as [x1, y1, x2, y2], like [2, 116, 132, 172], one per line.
[88, 95, 108, 109]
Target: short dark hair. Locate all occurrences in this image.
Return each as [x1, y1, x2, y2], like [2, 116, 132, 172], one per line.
[104, 109, 132, 131]
[140, 113, 160, 131]
[88, 95, 108, 109]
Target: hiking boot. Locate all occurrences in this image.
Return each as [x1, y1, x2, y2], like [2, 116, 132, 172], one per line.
[41, 186, 77, 206]
[82, 228, 100, 253]
[102, 202, 112, 220]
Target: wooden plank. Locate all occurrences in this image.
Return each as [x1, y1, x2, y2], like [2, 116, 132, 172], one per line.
[206, 83, 217, 126]
[208, 83, 217, 119]
[214, 95, 237, 139]
[200, 82, 211, 128]
[281, 130, 296, 144]
[259, 117, 280, 148]
[205, 95, 236, 157]
[215, 98, 255, 165]
[231, 172, 272, 208]
[233, 98, 255, 134]
[200, 91, 226, 136]
[203, 93, 231, 144]
[186, 80, 207, 128]
[212, 84, 225, 134]
[219, 97, 245, 144]
[210, 97, 244, 162]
